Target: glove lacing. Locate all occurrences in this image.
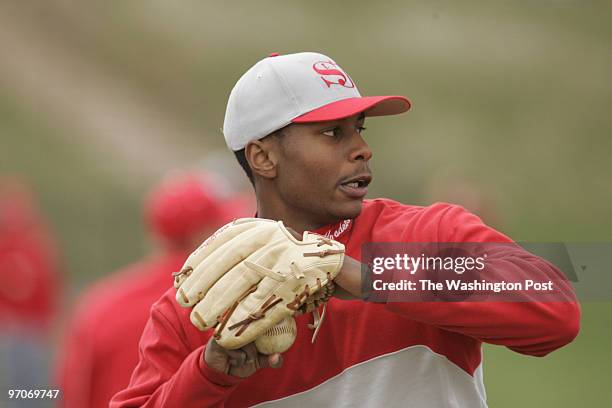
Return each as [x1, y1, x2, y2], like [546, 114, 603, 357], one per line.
[214, 236, 340, 344]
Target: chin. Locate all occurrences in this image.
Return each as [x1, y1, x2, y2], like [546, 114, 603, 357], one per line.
[332, 199, 364, 221]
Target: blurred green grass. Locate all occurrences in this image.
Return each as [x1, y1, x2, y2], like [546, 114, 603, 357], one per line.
[485, 303, 612, 406]
[0, 1, 610, 406]
[0, 95, 145, 284]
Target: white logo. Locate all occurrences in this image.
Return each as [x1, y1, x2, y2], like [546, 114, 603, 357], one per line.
[323, 219, 351, 239]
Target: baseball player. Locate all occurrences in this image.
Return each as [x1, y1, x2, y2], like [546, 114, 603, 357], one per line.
[56, 172, 252, 408]
[0, 179, 61, 408]
[111, 52, 580, 407]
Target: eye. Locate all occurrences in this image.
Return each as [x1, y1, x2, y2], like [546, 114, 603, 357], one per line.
[357, 126, 367, 134]
[322, 127, 341, 137]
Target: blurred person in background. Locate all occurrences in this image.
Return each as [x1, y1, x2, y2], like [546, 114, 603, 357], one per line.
[0, 178, 62, 407]
[55, 171, 253, 408]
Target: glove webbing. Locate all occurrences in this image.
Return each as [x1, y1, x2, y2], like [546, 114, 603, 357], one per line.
[287, 272, 332, 311]
[309, 305, 327, 343]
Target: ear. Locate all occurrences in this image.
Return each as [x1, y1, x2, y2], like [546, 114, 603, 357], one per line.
[245, 139, 278, 180]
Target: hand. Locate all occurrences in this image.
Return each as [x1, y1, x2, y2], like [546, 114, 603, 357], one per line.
[203, 337, 283, 378]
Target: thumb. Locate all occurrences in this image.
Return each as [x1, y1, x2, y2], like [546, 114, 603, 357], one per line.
[269, 353, 283, 368]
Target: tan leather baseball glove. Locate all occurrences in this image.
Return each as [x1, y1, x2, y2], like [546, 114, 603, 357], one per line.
[173, 218, 345, 350]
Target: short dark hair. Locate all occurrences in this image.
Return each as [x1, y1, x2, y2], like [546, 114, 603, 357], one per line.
[233, 148, 254, 185]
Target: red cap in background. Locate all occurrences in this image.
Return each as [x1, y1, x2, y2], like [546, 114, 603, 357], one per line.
[144, 172, 254, 244]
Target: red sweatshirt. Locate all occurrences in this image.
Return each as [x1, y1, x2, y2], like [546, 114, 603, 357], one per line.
[56, 250, 188, 408]
[111, 200, 580, 408]
[0, 217, 60, 331]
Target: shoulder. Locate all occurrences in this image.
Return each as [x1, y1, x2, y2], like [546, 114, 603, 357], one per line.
[353, 199, 494, 242]
[358, 198, 462, 228]
[362, 198, 511, 243]
[360, 198, 461, 218]
[70, 253, 185, 328]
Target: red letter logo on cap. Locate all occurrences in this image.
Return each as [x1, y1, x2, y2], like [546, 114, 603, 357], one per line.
[313, 60, 355, 88]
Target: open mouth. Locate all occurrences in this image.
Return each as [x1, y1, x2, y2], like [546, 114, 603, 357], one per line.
[339, 174, 372, 199]
[341, 178, 370, 189]
[340, 174, 372, 188]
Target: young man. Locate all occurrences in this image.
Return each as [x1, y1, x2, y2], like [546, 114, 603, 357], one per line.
[111, 52, 579, 407]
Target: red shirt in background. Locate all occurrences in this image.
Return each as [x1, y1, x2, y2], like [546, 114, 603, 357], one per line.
[56, 250, 186, 408]
[0, 180, 60, 331]
[55, 171, 254, 408]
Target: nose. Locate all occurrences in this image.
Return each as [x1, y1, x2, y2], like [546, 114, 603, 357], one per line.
[348, 132, 373, 162]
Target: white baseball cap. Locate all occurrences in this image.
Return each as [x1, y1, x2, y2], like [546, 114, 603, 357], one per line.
[223, 52, 411, 151]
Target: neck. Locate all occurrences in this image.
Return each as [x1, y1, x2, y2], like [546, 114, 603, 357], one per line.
[256, 201, 324, 235]
[255, 188, 336, 235]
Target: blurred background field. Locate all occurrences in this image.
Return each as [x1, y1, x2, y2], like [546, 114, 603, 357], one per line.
[0, 1, 610, 406]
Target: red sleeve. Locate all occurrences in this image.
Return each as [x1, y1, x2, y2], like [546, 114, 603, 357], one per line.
[384, 204, 581, 357]
[110, 296, 243, 408]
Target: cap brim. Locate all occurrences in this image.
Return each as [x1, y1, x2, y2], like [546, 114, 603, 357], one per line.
[292, 95, 411, 123]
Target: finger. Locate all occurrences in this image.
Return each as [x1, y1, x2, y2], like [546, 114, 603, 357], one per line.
[199, 244, 292, 338]
[174, 219, 261, 288]
[204, 338, 234, 374]
[216, 275, 288, 348]
[225, 348, 247, 367]
[241, 343, 259, 366]
[177, 222, 279, 307]
[258, 353, 283, 369]
[184, 219, 271, 268]
[270, 353, 283, 368]
[190, 262, 264, 330]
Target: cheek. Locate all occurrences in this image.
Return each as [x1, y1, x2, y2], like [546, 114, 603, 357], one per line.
[279, 154, 337, 200]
